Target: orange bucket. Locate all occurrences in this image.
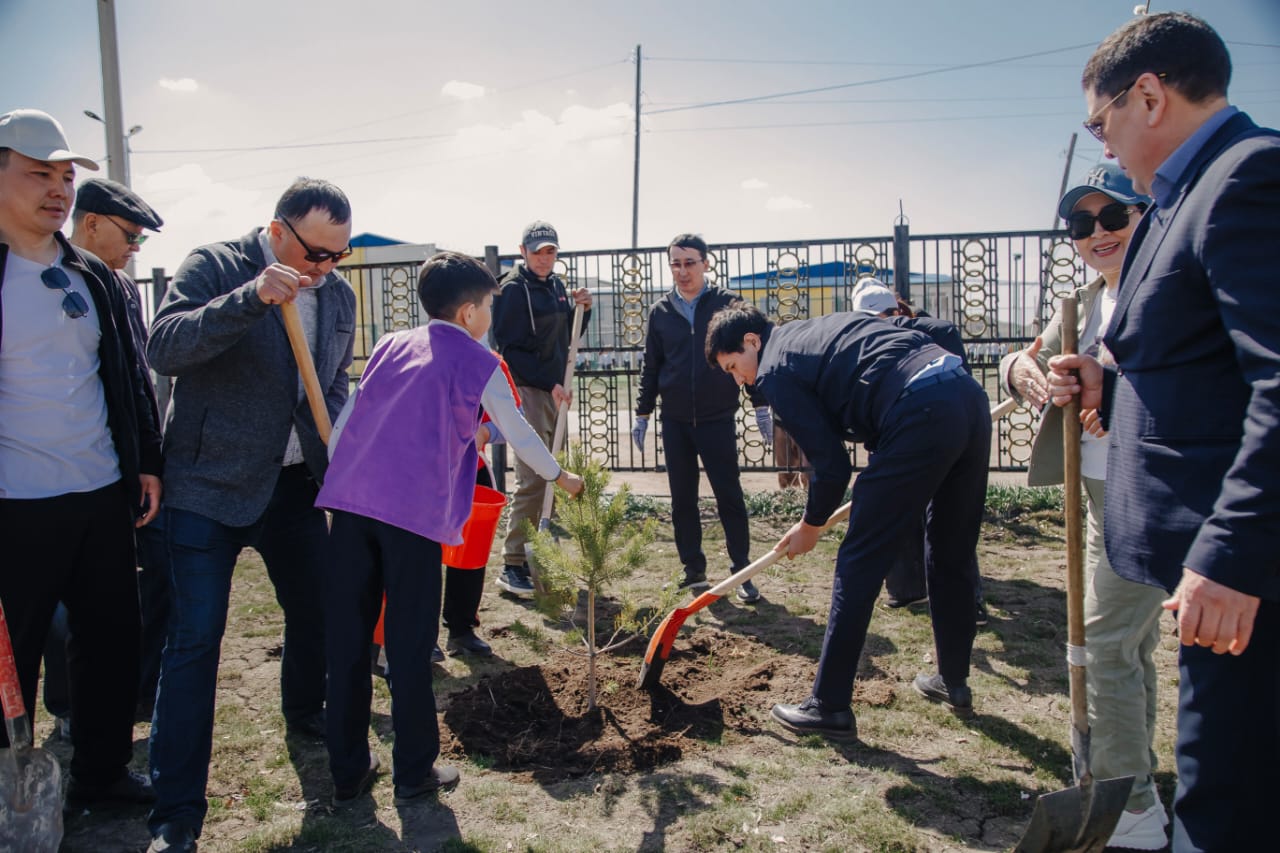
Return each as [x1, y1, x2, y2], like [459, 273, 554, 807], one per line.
[441, 484, 508, 569]
[372, 484, 508, 646]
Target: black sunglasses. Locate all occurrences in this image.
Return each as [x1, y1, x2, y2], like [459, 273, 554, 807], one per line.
[103, 215, 148, 246]
[41, 267, 90, 319]
[278, 217, 352, 264]
[1067, 203, 1135, 240]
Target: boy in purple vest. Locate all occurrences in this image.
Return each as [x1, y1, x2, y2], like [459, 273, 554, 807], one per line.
[316, 251, 583, 806]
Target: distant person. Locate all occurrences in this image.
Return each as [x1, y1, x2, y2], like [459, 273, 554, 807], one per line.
[0, 108, 161, 812]
[145, 178, 357, 852]
[1003, 161, 1165, 849]
[489, 221, 592, 597]
[707, 301, 990, 738]
[59, 177, 169, 724]
[1048, 13, 1279, 851]
[633, 234, 768, 602]
[318, 251, 582, 808]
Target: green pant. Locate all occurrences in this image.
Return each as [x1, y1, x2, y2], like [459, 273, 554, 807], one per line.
[1083, 475, 1167, 812]
[501, 386, 558, 566]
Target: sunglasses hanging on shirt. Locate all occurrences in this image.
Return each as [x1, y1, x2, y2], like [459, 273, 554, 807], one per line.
[41, 267, 89, 319]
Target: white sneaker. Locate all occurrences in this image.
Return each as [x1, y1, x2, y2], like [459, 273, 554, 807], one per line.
[1108, 803, 1169, 850]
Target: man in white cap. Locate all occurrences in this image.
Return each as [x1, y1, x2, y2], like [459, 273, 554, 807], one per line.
[0, 108, 162, 810]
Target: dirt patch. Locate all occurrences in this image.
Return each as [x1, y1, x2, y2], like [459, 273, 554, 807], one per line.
[441, 627, 897, 782]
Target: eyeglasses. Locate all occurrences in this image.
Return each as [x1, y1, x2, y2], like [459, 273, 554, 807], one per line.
[1083, 73, 1166, 142]
[1066, 202, 1135, 239]
[103, 215, 147, 246]
[278, 217, 352, 264]
[669, 259, 704, 271]
[41, 267, 90, 319]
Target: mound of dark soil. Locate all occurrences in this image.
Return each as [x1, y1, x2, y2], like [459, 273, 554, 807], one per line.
[440, 627, 897, 782]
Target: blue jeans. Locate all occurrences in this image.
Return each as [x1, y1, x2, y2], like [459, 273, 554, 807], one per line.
[148, 465, 327, 834]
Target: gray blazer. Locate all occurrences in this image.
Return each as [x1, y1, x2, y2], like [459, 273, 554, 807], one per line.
[998, 277, 1103, 487]
[148, 228, 355, 526]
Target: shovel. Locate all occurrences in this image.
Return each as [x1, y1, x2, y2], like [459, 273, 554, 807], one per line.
[0, 601, 64, 852]
[1014, 298, 1132, 853]
[524, 302, 587, 594]
[638, 396, 1019, 691]
[281, 300, 332, 445]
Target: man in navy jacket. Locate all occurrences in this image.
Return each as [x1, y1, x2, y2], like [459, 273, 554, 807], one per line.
[1049, 13, 1279, 851]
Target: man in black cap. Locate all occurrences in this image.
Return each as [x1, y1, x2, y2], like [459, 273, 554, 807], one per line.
[490, 220, 592, 598]
[50, 178, 170, 723]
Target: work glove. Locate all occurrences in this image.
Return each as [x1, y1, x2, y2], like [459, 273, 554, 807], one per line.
[632, 415, 649, 453]
[754, 407, 774, 450]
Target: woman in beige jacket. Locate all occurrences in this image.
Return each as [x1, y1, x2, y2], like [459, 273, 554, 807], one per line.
[999, 162, 1170, 850]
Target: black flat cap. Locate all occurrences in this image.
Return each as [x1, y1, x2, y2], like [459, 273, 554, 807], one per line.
[75, 178, 164, 230]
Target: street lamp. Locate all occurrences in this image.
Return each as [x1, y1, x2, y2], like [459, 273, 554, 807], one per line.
[83, 109, 142, 186]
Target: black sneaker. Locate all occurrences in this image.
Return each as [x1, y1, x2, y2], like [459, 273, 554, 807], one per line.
[431, 645, 445, 664]
[975, 599, 990, 627]
[736, 580, 761, 603]
[286, 710, 327, 740]
[771, 696, 857, 740]
[66, 768, 156, 809]
[147, 822, 197, 852]
[913, 673, 974, 717]
[446, 631, 493, 657]
[332, 753, 381, 807]
[393, 764, 460, 805]
[886, 594, 928, 608]
[678, 571, 710, 592]
[495, 564, 534, 598]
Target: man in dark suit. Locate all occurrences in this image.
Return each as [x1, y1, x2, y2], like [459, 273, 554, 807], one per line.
[1049, 13, 1279, 852]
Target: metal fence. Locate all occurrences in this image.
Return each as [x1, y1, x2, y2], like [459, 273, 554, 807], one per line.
[138, 226, 1088, 475]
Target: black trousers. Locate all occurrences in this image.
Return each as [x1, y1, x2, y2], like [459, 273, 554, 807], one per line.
[441, 462, 493, 635]
[0, 481, 140, 786]
[326, 511, 442, 790]
[660, 416, 751, 575]
[811, 376, 991, 710]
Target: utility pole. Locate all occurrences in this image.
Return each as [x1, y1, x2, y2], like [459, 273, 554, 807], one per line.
[631, 44, 641, 249]
[95, 0, 129, 186]
[1053, 132, 1078, 230]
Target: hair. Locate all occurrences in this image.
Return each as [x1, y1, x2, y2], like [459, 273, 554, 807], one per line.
[274, 177, 351, 224]
[417, 251, 499, 321]
[668, 233, 709, 261]
[705, 300, 769, 368]
[892, 296, 914, 318]
[1082, 12, 1230, 104]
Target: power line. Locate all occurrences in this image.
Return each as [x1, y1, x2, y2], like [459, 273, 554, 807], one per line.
[648, 111, 1079, 134]
[644, 42, 1099, 115]
[133, 132, 453, 155]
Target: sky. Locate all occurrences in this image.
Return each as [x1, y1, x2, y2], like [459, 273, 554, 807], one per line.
[2, 0, 1278, 274]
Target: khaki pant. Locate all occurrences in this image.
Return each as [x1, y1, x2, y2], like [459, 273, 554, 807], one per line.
[1083, 475, 1167, 812]
[501, 386, 558, 566]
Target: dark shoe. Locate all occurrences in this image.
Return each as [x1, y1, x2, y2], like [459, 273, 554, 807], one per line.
[913, 673, 973, 717]
[286, 710, 327, 740]
[446, 631, 493, 657]
[393, 764, 460, 804]
[53, 715, 72, 741]
[431, 645, 446, 663]
[332, 753, 381, 807]
[975, 599, 990, 627]
[673, 570, 709, 592]
[736, 580, 761, 604]
[148, 822, 197, 852]
[66, 768, 156, 808]
[771, 696, 856, 739]
[495, 564, 534, 598]
[886, 594, 928, 608]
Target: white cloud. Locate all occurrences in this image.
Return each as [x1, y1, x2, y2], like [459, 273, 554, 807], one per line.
[452, 102, 631, 156]
[766, 195, 812, 212]
[158, 77, 199, 93]
[132, 164, 264, 272]
[741, 178, 768, 190]
[441, 80, 486, 101]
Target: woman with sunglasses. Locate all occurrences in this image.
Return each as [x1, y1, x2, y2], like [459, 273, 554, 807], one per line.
[999, 161, 1169, 850]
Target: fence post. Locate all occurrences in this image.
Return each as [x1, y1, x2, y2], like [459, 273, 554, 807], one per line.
[150, 267, 173, 419]
[893, 213, 911, 303]
[482, 245, 507, 494]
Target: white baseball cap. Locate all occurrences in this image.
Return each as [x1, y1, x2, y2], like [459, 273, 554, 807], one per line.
[0, 109, 99, 170]
[850, 278, 899, 315]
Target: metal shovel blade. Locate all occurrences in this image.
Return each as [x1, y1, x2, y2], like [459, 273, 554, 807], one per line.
[0, 746, 64, 853]
[1013, 774, 1133, 853]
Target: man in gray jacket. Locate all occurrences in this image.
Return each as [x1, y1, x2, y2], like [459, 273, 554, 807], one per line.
[144, 178, 356, 853]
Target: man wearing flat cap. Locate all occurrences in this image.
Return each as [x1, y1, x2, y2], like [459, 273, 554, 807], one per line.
[0, 108, 162, 810]
[490, 220, 591, 597]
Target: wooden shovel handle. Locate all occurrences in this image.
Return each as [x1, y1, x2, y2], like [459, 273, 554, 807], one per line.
[1059, 298, 1089, 732]
[281, 300, 332, 446]
[539, 302, 587, 520]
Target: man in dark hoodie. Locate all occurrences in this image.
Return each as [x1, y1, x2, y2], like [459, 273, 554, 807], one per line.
[490, 221, 592, 597]
[633, 234, 767, 601]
